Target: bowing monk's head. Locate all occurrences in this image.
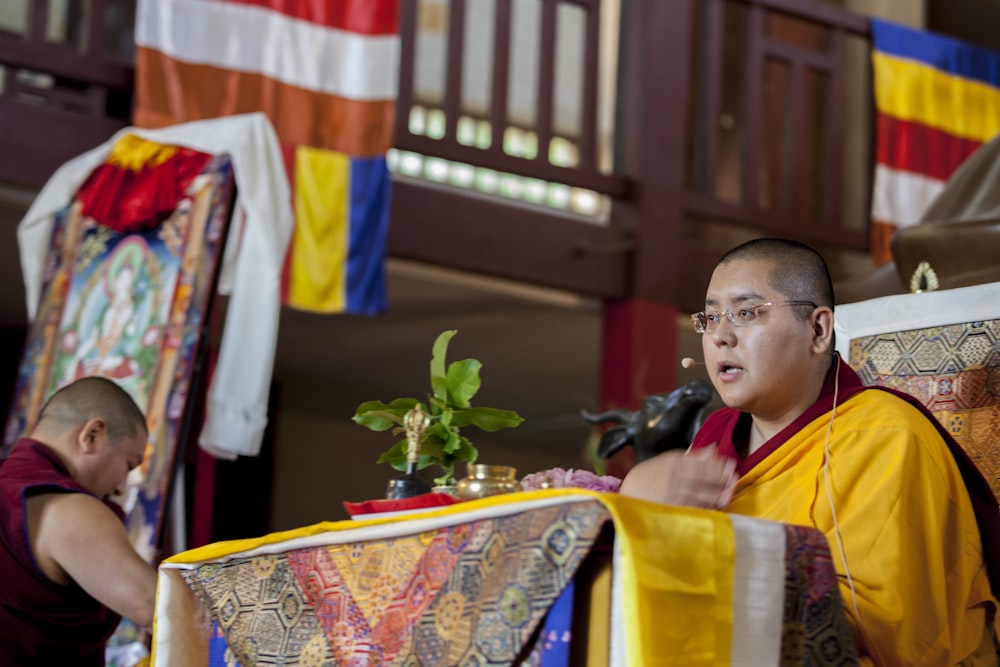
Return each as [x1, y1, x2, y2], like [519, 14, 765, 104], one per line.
[698, 238, 835, 427]
[31, 376, 148, 501]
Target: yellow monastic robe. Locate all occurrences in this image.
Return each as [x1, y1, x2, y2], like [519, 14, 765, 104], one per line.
[725, 388, 997, 666]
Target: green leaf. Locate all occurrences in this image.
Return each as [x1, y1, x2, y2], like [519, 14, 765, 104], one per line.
[445, 359, 481, 407]
[376, 440, 410, 471]
[430, 330, 458, 401]
[355, 398, 419, 414]
[433, 437, 476, 486]
[353, 410, 404, 431]
[355, 328, 522, 482]
[430, 378, 448, 406]
[417, 439, 453, 479]
[428, 390, 448, 415]
[433, 471, 455, 487]
[450, 407, 525, 431]
[389, 397, 421, 410]
[352, 398, 418, 430]
[424, 423, 454, 449]
[417, 454, 438, 470]
[419, 437, 445, 461]
[441, 428, 462, 454]
[454, 438, 478, 466]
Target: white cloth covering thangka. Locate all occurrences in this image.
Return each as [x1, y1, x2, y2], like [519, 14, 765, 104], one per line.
[17, 112, 293, 459]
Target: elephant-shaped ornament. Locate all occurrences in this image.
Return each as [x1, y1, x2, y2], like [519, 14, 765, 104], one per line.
[582, 379, 715, 463]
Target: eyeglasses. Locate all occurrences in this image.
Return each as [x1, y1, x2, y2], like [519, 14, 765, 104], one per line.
[691, 300, 817, 334]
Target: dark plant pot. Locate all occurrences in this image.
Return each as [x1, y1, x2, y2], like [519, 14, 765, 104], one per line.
[385, 472, 431, 499]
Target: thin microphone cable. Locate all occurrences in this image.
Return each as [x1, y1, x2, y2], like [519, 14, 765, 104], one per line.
[821, 353, 886, 666]
[823, 363, 858, 613]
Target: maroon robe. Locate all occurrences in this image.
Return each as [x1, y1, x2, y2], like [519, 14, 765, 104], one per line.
[0, 439, 123, 665]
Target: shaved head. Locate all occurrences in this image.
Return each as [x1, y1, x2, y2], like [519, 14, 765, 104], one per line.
[34, 377, 147, 444]
[717, 238, 834, 310]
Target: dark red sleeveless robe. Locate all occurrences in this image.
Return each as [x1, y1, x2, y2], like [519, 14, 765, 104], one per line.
[0, 438, 123, 665]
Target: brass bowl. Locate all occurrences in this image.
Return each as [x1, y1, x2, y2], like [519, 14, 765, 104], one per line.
[455, 464, 520, 500]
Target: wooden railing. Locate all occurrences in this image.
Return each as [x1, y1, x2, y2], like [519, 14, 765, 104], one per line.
[389, 0, 633, 299]
[394, 0, 625, 197]
[390, 0, 874, 312]
[0, 0, 134, 187]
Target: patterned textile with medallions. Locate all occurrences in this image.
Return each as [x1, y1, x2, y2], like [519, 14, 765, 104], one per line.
[835, 282, 1000, 498]
[152, 490, 858, 666]
[182, 500, 604, 666]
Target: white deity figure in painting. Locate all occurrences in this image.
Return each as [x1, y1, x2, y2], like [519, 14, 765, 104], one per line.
[57, 239, 160, 410]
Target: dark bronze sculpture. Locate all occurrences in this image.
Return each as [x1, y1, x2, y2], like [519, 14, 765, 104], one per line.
[582, 379, 715, 462]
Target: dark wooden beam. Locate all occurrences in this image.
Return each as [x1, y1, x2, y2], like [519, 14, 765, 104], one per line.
[0, 39, 134, 89]
[578, 2, 600, 171]
[535, 0, 558, 164]
[681, 191, 868, 248]
[733, 0, 869, 35]
[393, 0, 418, 144]
[388, 179, 631, 298]
[443, 0, 467, 141]
[489, 0, 513, 152]
[395, 133, 628, 195]
[701, 0, 725, 197]
[0, 99, 125, 188]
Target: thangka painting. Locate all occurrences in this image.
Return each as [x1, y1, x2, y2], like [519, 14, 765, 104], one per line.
[3, 140, 235, 571]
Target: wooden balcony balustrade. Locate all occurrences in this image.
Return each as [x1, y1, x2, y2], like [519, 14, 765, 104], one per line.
[390, 0, 634, 299]
[391, 0, 873, 314]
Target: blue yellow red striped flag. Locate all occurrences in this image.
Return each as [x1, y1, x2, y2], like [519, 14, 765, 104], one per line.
[869, 19, 1000, 265]
[134, 0, 398, 313]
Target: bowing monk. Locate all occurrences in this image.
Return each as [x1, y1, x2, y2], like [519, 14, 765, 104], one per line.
[0, 376, 157, 665]
[621, 238, 999, 666]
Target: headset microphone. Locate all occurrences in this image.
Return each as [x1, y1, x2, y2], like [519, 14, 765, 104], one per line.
[681, 357, 702, 369]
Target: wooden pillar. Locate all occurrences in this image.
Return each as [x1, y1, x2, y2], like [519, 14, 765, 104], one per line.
[599, 298, 678, 411]
[600, 0, 694, 399]
[599, 298, 678, 475]
[599, 0, 695, 473]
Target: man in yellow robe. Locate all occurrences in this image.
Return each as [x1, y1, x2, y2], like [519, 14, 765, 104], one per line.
[622, 238, 999, 666]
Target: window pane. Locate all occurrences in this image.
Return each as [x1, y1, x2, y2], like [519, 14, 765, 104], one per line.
[0, 0, 29, 35]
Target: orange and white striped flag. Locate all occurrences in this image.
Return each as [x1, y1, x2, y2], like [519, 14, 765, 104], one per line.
[135, 0, 399, 313]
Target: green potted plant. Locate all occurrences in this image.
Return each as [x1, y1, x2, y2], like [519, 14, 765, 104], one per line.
[352, 329, 525, 487]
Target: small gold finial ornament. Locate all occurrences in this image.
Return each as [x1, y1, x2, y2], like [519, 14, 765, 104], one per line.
[403, 405, 431, 464]
[909, 261, 939, 293]
[386, 405, 433, 500]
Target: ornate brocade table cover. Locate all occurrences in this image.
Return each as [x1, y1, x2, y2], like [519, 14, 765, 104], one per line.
[152, 491, 858, 667]
[182, 501, 605, 665]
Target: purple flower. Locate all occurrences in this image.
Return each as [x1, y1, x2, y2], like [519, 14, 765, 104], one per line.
[520, 467, 622, 493]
